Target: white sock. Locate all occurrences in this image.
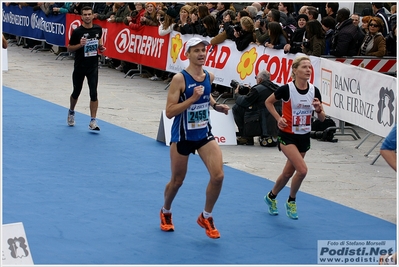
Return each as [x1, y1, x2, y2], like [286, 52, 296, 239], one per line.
[162, 207, 171, 214]
[202, 210, 212, 219]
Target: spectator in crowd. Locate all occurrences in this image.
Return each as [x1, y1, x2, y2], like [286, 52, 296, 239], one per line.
[201, 15, 219, 38]
[69, 2, 92, 14]
[108, 2, 129, 23]
[92, 3, 106, 15]
[358, 17, 386, 57]
[279, 2, 297, 27]
[233, 70, 280, 146]
[385, 24, 397, 56]
[252, 2, 264, 18]
[138, 2, 160, 78]
[173, 5, 192, 34]
[244, 5, 259, 21]
[185, 6, 204, 35]
[361, 15, 372, 35]
[158, 7, 178, 36]
[254, 17, 269, 45]
[330, 7, 362, 57]
[218, 9, 235, 34]
[206, 2, 216, 15]
[94, 2, 114, 21]
[298, 5, 308, 15]
[284, 14, 308, 54]
[212, 9, 247, 45]
[325, 2, 339, 19]
[140, 2, 159, 26]
[351, 13, 360, 27]
[35, 2, 53, 16]
[198, 4, 210, 20]
[50, 3, 72, 15]
[372, 2, 391, 37]
[306, 6, 319, 21]
[214, 2, 230, 24]
[266, 9, 281, 25]
[264, 21, 288, 50]
[233, 16, 256, 51]
[389, 4, 396, 31]
[302, 20, 325, 56]
[321, 15, 336, 55]
[124, 3, 146, 30]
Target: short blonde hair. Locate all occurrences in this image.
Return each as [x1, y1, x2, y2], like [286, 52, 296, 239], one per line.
[291, 56, 311, 80]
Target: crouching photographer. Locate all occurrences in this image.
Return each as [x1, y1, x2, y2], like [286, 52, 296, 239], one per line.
[232, 70, 280, 146]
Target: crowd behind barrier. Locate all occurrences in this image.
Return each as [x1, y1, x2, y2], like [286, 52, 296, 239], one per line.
[2, 4, 397, 138]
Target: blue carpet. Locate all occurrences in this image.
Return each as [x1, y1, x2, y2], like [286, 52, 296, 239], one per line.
[2, 86, 396, 264]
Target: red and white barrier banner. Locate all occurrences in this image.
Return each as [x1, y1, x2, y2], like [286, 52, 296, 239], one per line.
[333, 57, 397, 73]
[321, 58, 396, 137]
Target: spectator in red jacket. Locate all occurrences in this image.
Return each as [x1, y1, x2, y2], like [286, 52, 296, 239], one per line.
[124, 3, 146, 30]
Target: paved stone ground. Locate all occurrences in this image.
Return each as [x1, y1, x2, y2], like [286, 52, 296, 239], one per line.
[2, 44, 397, 224]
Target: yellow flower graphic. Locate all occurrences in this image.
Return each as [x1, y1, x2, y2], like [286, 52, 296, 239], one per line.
[170, 34, 183, 63]
[236, 47, 257, 80]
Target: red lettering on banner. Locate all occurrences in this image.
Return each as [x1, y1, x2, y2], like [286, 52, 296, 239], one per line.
[205, 45, 230, 69]
[214, 136, 226, 143]
[255, 55, 314, 84]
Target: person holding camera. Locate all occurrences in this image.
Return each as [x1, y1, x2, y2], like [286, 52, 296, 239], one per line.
[233, 70, 280, 146]
[264, 56, 325, 220]
[263, 21, 288, 50]
[233, 16, 256, 51]
[284, 14, 308, 54]
[124, 3, 146, 30]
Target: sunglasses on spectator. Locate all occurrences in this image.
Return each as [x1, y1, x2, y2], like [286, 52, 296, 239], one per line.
[369, 23, 379, 27]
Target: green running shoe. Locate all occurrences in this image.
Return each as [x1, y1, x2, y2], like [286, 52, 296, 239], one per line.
[264, 194, 278, 215]
[285, 201, 298, 220]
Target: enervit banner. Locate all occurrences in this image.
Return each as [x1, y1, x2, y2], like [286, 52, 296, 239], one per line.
[65, 14, 169, 70]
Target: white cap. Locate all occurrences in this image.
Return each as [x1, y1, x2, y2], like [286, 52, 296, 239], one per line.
[185, 37, 210, 54]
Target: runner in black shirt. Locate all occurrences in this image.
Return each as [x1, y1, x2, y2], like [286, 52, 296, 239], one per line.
[67, 6, 105, 131]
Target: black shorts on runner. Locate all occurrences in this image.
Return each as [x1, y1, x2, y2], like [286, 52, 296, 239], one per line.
[277, 131, 311, 153]
[173, 135, 215, 156]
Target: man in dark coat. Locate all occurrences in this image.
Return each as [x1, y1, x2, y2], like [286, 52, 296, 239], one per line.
[232, 70, 281, 146]
[330, 7, 362, 57]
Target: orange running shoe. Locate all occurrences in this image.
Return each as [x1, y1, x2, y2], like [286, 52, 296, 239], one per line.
[160, 210, 174, 232]
[197, 213, 220, 239]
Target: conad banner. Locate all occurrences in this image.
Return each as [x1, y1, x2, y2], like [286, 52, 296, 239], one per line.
[165, 31, 321, 88]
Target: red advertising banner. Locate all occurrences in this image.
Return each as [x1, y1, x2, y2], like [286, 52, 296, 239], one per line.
[65, 14, 169, 70]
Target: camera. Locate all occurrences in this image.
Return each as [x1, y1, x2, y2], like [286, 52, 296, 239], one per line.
[293, 40, 310, 48]
[233, 24, 242, 32]
[230, 80, 250, 95]
[259, 19, 267, 28]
